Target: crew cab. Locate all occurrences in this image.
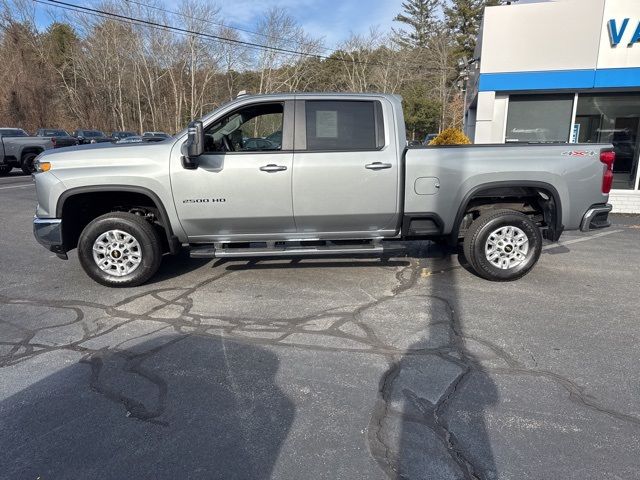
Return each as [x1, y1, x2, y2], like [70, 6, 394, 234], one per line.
[32, 93, 614, 287]
[0, 128, 53, 175]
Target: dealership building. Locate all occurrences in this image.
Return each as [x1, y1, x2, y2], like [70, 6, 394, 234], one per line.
[466, 0, 640, 213]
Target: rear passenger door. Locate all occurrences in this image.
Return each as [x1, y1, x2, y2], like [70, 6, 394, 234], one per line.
[292, 99, 399, 236]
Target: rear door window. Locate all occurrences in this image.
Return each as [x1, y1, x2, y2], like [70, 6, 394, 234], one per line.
[304, 100, 383, 151]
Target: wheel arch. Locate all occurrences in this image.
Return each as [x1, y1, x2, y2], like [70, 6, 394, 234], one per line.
[452, 180, 563, 242]
[56, 185, 180, 254]
[20, 146, 45, 161]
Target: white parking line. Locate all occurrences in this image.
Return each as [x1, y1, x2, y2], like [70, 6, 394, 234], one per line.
[543, 229, 623, 250]
[0, 183, 34, 190]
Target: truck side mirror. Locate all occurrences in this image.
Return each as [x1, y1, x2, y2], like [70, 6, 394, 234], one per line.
[182, 120, 204, 170]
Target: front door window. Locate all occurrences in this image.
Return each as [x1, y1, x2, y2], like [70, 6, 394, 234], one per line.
[204, 103, 283, 153]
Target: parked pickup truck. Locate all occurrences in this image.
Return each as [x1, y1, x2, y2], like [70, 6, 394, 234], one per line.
[35, 129, 80, 149]
[32, 93, 614, 287]
[1, 128, 54, 175]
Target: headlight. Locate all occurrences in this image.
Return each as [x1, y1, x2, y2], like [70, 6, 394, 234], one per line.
[35, 160, 51, 173]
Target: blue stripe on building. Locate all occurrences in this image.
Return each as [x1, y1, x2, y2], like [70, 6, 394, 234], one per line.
[478, 68, 640, 91]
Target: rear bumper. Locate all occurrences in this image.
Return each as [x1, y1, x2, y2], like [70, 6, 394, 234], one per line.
[580, 204, 612, 232]
[33, 217, 68, 259]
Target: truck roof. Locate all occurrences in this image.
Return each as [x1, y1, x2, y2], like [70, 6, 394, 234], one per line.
[233, 92, 401, 102]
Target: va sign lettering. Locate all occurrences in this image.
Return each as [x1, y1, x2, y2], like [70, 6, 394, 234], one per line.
[608, 19, 640, 47]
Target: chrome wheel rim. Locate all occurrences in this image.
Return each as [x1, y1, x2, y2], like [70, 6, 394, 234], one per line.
[485, 225, 529, 270]
[92, 229, 142, 277]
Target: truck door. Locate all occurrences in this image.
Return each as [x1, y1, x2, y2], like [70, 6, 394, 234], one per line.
[292, 99, 399, 236]
[170, 101, 296, 240]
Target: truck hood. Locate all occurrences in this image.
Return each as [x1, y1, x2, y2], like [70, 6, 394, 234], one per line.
[36, 138, 181, 178]
[39, 138, 178, 162]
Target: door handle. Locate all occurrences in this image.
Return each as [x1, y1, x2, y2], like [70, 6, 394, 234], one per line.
[365, 162, 392, 170]
[260, 164, 287, 172]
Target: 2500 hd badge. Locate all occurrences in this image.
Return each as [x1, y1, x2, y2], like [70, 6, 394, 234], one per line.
[183, 198, 226, 203]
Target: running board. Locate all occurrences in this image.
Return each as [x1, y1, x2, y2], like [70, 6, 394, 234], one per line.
[189, 241, 402, 259]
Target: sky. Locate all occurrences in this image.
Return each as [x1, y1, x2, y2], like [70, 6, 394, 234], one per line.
[216, 0, 406, 50]
[29, 0, 406, 50]
[29, 0, 555, 52]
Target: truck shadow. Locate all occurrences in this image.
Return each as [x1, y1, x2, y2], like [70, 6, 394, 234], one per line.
[147, 250, 214, 284]
[0, 335, 294, 479]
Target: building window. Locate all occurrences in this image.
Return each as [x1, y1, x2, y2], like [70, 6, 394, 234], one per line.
[505, 94, 574, 143]
[575, 94, 640, 191]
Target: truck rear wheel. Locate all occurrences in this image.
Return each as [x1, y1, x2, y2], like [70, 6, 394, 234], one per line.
[463, 209, 542, 281]
[78, 212, 162, 287]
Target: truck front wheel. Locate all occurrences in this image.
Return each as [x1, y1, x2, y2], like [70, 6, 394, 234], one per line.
[78, 212, 162, 287]
[463, 209, 542, 281]
[21, 152, 38, 175]
[0, 165, 12, 176]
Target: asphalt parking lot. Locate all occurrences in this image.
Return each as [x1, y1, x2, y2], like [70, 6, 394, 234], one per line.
[1, 172, 639, 480]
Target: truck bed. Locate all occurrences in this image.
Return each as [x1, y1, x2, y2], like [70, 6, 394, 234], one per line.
[404, 143, 611, 233]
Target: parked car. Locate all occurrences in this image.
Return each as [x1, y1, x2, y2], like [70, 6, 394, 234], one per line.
[423, 133, 438, 144]
[116, 135, 143, 144]
[35, 129, 79, 148]
[110, 131, 137, 142]
[265, 130, 282, 148]
[142, 131, 171, 139]
[0, 128, 53, 175]
[142, 136, 168, 143]
[407, 140, 422, 147]
[72, 129, 112, 144]
[33, 93, 614, 287]
[242, 138, 276, 150]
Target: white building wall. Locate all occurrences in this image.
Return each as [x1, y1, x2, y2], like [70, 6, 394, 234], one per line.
[610, 192, 640, 214]
[479, 0, 604, 75]
[473, 92, 508, 144]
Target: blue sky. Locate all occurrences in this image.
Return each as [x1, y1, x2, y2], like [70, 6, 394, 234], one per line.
[217, 0, 406, 49]
[30, 0, 406, 50]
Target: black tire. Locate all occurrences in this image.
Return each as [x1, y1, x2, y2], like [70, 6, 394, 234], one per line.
[0, 165, 12, 176]
[78, 212, 162, 287]
[463, 209, 542, 282]
[21, 152, 38, 175]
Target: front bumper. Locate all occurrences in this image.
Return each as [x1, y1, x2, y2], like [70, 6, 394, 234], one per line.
[33, 217, 67, 259]
[580, 204, 612, 232]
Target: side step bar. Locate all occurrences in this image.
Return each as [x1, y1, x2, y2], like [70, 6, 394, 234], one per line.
[189, 241, 403, 259]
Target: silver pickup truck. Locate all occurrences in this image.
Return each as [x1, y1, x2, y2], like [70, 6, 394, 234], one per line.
[1, 128, 54, 175]
[32, 93, 614, 287]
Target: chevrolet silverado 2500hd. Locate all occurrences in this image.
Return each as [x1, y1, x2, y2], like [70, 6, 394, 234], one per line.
[32, 93, 614, 287]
